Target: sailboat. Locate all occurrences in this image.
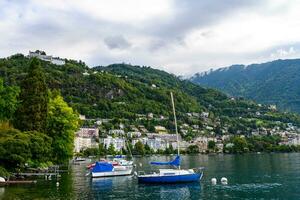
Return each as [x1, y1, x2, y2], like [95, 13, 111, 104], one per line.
[136, 92, 204, 184]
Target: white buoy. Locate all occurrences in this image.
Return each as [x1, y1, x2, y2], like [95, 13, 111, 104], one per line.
[56, 182, 59, 187]
[221, 177, 228, 185]
[211, 178, 217, 185]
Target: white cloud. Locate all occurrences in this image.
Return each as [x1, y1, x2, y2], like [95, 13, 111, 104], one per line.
[1, 0, 300, 75]
[270, 47, 296, 58]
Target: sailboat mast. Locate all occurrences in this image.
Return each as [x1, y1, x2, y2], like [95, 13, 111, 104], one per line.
[170, 92, 180, 157]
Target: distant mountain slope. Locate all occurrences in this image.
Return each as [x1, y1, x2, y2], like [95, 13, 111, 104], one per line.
[191, 59, 300, 113]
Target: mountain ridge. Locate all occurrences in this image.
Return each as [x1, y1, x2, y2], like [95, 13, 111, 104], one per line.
[191, 58, 300, 113]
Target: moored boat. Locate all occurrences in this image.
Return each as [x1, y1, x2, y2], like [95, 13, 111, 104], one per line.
[137, 155, 203, 183]
[91, 162, 133, 178]
[136, 92, 204, 184]
[138, 169, 203, 184]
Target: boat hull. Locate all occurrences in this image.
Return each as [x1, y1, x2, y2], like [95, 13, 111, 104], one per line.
[92, 168, 133, 178]
[138, 172, 203, 184]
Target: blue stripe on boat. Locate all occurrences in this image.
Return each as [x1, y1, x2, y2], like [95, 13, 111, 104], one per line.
[138, 172, 203, 184]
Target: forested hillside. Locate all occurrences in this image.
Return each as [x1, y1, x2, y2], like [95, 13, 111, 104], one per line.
[1, 54, 300, 134]
[191, 59, 300, 113]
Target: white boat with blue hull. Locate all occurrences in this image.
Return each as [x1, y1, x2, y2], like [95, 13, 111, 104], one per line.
[137, 92, 204, 184]
[91, 162, 133, 178]
[137, 156, 203, 183]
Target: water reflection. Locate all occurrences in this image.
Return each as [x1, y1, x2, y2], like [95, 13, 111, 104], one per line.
[91, 176, 132, 190]
[158, 183, 201, 200]
[90, 175, 202, 200]
[0, 187, 5, 198]
[92, 178, 113, 190]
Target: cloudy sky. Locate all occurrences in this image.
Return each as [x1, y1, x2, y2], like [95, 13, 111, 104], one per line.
[1, 0, 300, 75]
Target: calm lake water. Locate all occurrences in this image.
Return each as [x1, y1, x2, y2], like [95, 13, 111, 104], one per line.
[1, 153, 300, 200]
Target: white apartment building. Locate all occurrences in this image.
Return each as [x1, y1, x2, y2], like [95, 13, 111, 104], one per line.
[76, 128, 99, 138]
[102, 137, 126, 151]
[108, 129, 125, 135]
[74, 137, 98, 153]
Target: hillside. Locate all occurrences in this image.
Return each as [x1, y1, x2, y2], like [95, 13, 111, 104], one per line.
[1, 54, 300, 137]
[191, 59, 300, 113]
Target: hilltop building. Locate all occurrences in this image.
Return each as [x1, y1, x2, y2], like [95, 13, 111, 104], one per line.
[28, 50, 65, 65]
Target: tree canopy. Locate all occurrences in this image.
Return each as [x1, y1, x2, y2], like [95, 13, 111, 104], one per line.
[0, 78, 19, 121]
[14, 58, 48, 132]
[46, 91, 79, 163]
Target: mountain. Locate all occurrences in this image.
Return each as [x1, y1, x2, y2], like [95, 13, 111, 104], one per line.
[1, 54, 300, 137]
[191, 59, 300, 113]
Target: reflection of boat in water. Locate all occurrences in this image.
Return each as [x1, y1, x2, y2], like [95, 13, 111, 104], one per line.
[91, 177, 113, 189]
[159, 183, 199, 200]
[91, 176, 133, 190]
[137, 92, 204, 184]
[91, 162, 133, 178]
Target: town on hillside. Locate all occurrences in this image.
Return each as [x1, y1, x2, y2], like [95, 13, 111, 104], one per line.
[75, 111, 300, 155]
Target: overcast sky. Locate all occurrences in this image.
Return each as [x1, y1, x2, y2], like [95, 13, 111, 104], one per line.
[1, 0, 300, 75]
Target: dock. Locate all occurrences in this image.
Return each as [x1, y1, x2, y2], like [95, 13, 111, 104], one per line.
[0, 180, 37, 186]
[12, 172, 59, 176]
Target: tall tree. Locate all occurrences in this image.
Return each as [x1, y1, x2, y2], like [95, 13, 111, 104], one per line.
[0, 78, 19, 121]
[14, 58, 48, 132]
[134, 141, 145, 155]
[107, 143, 116, 155]
[46, 91, 79, 163]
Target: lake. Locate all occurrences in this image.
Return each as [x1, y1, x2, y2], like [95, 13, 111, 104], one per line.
[1, 153, 300, 199]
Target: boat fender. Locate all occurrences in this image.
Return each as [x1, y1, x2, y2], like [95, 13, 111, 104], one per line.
[56, 182, 59, 187]
[139, 163, 142, 167]
[211, 178, 217, 185]
[133, 172, 138, 177]
[221, 177, 228, 185]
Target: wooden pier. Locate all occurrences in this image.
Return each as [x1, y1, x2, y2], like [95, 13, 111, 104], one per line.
[12, 172, 59, 176]
[0, 180, 37, 186]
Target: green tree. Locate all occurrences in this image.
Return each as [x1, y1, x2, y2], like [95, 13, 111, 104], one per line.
[187, 145, 199, 154]
[99, 143, 106, 156]
[107, 143, 116, 155]
[27, 131, 52, 165]
[82, 148, 99, 157]
[144, 143, 155, 154]
[232, 136, 249, 153]
[14, 58, 48, 132]
[46, 92, 79, 163]
[134, 141, 145, 155]
[208, 140, 216, 150]
[0, 79, 19, 121]
[0, 127, 52, 170]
